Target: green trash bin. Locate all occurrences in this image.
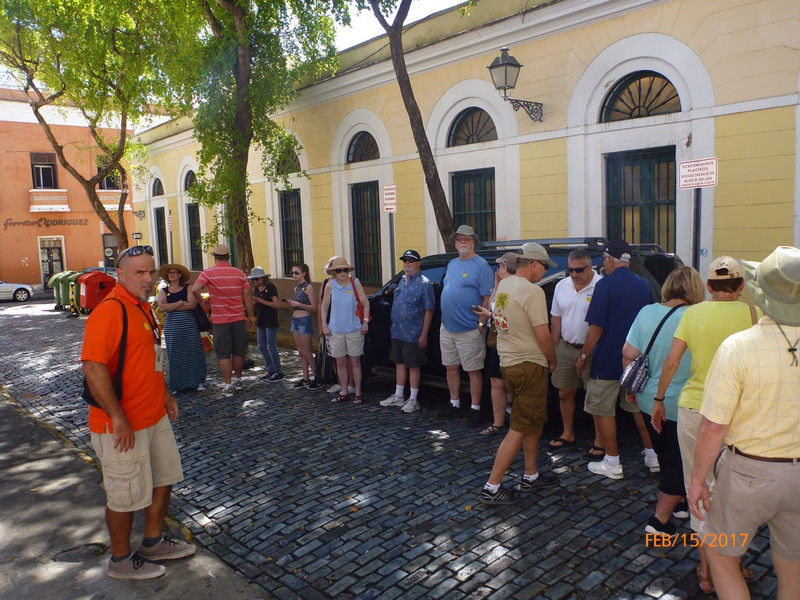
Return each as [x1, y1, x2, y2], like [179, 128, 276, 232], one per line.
[63, 271, 85, 315]
[49, 271, 74, 309]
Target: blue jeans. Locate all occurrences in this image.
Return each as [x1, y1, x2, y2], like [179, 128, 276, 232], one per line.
[257, 327, 282, 374]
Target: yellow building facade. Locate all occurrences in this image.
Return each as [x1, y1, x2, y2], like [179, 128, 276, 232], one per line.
[132, 0, 800, 287]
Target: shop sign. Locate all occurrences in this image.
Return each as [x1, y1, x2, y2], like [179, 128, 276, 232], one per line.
[3, 217, 90, 231]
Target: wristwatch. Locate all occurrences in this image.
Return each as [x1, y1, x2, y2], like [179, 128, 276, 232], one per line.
[653, 396, 665, 402]
[580, 352, 587, 360]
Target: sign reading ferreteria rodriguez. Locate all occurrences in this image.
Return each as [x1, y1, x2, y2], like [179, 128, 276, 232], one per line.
[4, 217, 90, 231]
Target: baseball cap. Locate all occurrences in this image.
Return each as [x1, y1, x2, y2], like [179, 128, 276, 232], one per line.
[518, 242, 557, 267]
[496, 252, 519, 269]
[604, 240, 632, 262]
[399, 249, 421, 262]
[707, 256, 742, 280]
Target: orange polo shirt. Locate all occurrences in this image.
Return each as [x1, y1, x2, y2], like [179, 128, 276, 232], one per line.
[81, 284, 167, 433]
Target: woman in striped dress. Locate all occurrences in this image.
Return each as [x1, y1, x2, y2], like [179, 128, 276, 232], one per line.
[157, 263, 207, 393]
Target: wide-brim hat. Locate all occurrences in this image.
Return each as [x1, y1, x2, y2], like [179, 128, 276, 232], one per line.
[449, 224, 480, 246]
[518, 242, 556, 267]
[159, 263, 190, 282]
[740, 246, 800, 326]
[325, 256, 355, 275]
[210, 243, 230, 257]
[248, 266, 270, 280]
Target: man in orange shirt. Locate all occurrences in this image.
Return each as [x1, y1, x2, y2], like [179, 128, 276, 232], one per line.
[82, 245, 194, 580]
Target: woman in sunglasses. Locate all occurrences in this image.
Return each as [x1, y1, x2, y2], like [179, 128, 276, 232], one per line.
[287, 263, 319, 388]
[320, 256, 370, 403]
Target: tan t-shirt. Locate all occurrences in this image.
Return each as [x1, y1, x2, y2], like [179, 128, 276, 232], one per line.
[494, 275, 549, 368]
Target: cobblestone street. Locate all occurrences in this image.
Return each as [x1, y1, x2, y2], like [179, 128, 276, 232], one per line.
[0, 299, 779, 599]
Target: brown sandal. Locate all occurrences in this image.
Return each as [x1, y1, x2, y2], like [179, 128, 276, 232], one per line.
[697, 564, 714, 594]
[480, 424, 504, 435]
[331, 394, 349, 403]
[353, 395, 363, 404]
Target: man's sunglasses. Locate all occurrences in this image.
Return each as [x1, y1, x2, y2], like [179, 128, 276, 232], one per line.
[567, 265, 589, 274]
[400, 258, 419, 263]
[116, 245, 153, 267]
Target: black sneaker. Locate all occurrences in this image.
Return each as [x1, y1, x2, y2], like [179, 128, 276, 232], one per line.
[436, 404, 461, 419]
[293, 379, 309, 388]
[260, 373, 273, 380]
[467, 409, 483, 427]
[518, 472, 559, 492]
[308, 380, 321, 390]
[480, 486, 520, 505]
[673, 501, 689, 519]
[644, 515, 677, 536]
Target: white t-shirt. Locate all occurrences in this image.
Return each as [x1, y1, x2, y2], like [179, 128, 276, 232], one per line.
[549, 271, 601, 345]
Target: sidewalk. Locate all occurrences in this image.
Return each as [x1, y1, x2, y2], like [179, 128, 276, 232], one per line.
[0, 391, 265, 600]
[0, 299, 779, 599]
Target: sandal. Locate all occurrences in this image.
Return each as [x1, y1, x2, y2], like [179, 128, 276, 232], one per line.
[740, 563, 755, 580]
[548, 437, 576, 449]
[480, 424, 504, 435]
[331, 394, 349, 403]
[697, 564, 714, 595]
[353, 395, 364, 404]
[587, 445, 606, 459]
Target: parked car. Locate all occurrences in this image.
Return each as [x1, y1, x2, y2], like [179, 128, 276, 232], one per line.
[0, 281, 35, 302]
[364, 237, 683, 391]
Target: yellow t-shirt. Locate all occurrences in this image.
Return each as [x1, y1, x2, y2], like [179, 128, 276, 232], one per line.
[674, 300, 759, 409]
[494, 275, 549, 368]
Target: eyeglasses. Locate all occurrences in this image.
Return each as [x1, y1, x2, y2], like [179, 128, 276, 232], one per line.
[567, 265, 589, 274]
[333, 268, 349, 274]
[291, 270, 301, 275]
[602, 255, 612, 262]
[116, 245, 153, 267]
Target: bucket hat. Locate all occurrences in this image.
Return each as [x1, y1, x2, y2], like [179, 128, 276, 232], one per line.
[740, 246, 800, 326]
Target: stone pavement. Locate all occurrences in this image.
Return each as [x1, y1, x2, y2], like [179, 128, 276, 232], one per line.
[0, 299, 780, 599]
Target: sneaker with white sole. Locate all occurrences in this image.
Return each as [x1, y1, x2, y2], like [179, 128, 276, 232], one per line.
[327, 383, 342, 394]
[233, 378, 243, 391]
[518, 473, 559, 492]
[643, 451, 660, 473]
[222, 384, 234, 398]
[197, 383, 205, 392]
[380, 394, 406, 407]
[479, 486, 520, 505]
[673, 501, 689, 519]
[588, 458, 624, 480]
[138, 536, 196, 561]
[644, 515, 677, 536]
[401, 398, 420, 413]
[107, 552, 166, 580]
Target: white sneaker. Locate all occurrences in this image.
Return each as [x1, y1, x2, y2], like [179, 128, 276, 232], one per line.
[233, 378, 243, 391]
[401, 398, 420, 413]
[222, 384, 234, 398]
[380, 394, 406, 407]
[197, 383, 205, 392]
[588, 458, 624, 480]
[643, 451, 660, 473]
[348, 386, 356, 395]
[327, 384, 342, 394]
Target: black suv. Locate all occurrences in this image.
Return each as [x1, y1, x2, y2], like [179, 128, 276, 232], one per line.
[364, 237, 683, 389]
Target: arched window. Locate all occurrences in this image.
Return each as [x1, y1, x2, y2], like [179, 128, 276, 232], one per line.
[601, 71, 681, 122]
[184, 170, 196, 191]
[152, 177, 164, 196]
[346, 132, 379, 163]
[278, 151, 301, 176]
[447, 107, 497, 147]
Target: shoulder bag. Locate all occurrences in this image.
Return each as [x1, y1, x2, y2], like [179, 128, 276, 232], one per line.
[620, 304, 682, 394]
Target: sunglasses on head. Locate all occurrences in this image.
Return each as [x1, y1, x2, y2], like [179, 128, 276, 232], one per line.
[333, 268, 349, 274]
[567, 265, 589, 274]
[116, 245, 153, 267]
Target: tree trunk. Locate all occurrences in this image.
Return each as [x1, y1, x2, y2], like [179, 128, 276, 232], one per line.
[371, 0, 456, 252]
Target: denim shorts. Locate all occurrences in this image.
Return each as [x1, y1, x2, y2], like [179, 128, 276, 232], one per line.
[291, 315, 314, 335]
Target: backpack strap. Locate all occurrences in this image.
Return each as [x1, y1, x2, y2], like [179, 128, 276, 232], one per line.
[104, 298, 128, 396]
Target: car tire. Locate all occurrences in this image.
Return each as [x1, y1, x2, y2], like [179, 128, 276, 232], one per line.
[13, 288, 30, 302]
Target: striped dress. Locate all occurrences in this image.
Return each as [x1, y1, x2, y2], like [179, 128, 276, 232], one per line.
[163, 285, 207, 392]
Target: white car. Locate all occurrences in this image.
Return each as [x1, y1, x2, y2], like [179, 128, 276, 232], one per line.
[0, 281, 35, 302]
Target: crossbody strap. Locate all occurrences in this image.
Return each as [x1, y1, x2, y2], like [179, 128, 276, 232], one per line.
[104, 298, 128, 390]
[643, 305, 683, 357]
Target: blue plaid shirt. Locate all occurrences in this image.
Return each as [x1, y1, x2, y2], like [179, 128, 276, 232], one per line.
[390, 271, 435, 343]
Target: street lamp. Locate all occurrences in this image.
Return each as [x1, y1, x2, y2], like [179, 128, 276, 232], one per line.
[487, 48, 543, 122]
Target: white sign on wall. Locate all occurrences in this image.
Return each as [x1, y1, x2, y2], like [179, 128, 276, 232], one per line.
[679, 157, 718, 189]
[383, 184, 397, 213]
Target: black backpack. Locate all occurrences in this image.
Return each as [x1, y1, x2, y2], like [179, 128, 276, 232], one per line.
[81, 298, 127, 408]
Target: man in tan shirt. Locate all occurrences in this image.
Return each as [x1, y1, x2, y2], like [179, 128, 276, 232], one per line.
[688, 246, 800, 599]
[480, 243, 557, 504]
